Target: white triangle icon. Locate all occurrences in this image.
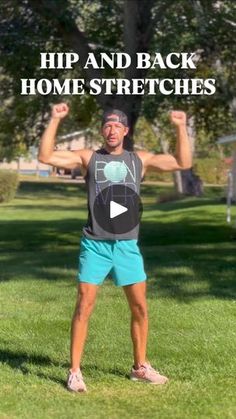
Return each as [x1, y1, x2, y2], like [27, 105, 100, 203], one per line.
[110, 200, 128, 219]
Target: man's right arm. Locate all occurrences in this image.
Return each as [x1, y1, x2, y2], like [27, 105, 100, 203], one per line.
[38, 103, 88, 170]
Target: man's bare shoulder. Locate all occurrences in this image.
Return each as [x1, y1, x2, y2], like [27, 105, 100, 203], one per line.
[136, 150, 153, 165]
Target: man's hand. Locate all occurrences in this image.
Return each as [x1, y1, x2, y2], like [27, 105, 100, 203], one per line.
[170, 110, 186, 127]
[51, 103, 69, 119]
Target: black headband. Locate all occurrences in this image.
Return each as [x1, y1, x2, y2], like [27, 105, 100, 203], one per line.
[102, 109, 128, 127]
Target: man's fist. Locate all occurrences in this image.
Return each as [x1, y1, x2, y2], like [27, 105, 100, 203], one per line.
[51, 103, 69, 119]
[170, 111, 186, 127]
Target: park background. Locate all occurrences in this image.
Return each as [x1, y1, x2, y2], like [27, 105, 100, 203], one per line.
[0, 1, 236, 418]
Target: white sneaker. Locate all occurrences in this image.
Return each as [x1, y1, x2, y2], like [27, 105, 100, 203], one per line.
[67, 369, 87, 392]
[130, 363, 168, 384]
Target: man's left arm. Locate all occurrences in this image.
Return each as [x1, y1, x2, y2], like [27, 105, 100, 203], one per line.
[138, 111, 192, 174]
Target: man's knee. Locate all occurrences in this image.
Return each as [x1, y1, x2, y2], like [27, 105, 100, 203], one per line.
[73, 298, 95, 321]
[73, 286, 97, 321]
[130, 301, 148, 320]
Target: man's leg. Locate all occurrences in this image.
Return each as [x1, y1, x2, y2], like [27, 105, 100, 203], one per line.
[123, 281, 148, 369]
[70, 282, 99, 371]
[123, 280, 168, 384]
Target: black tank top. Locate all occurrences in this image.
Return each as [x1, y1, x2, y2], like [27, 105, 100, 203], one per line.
[83, 148, 143, 240]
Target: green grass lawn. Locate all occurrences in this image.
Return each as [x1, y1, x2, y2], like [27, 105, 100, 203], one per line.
[0, 180, 236, 419]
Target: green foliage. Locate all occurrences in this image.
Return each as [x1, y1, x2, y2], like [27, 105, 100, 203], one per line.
[0, 138, 29, 162]
[143, 0, 236, 144]
[0, 0, 236, 157]
[0, 170, 19, 203]
[144, 170, 172, 183]
[134, 117, 157, 152]
[194, 157, 228, 184]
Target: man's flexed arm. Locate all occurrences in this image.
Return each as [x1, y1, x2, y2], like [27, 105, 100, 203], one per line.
[38, 103, 83, 169]
[138, 111, 192, 174]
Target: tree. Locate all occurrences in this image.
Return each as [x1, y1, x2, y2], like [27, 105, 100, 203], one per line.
[0, 0, 236, 160]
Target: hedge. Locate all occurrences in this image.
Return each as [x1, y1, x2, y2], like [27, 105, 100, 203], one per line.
[194, 158, 228, 185]
[0, 170, 19, 203]
[144, 157, 228, 185]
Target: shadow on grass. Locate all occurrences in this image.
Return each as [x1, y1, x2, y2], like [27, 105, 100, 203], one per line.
[4, 204, 88, 212]
[147, 263, 236, 302]
[0, 348, 126, 384]
[0, 219, 85, 252]
[0, 214, 233, 252]
[143, 198, 224, 213]
[17, 181, 87, 199]
[140, 216, 235, 246]
[0, 249, 79, 283]
[0, 348, 67, 385]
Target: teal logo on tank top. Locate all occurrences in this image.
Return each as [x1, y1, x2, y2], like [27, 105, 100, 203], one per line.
[95, 159, 137, 186]
[103, 161, 128, 182]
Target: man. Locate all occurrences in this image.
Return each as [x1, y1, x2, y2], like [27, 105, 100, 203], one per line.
[38, 103, 192, 392]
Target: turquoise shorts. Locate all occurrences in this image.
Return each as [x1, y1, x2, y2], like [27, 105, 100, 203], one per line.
[77, 237, 147, 287]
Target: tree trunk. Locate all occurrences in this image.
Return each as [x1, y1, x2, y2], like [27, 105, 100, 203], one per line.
[181, 168, 203, 196]
[180, 115, 203, 196]
[174, 171, 183, 194]
[17, 157, 20, 174]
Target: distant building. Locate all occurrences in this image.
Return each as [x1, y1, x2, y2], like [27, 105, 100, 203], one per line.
[0, 130, 102, 176]
[57, 129, 101, 151]
[0, 158, 51, 176]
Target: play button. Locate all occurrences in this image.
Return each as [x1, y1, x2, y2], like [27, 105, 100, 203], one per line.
[110, 200, 128, 219]
[93, 184, 143, 235]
